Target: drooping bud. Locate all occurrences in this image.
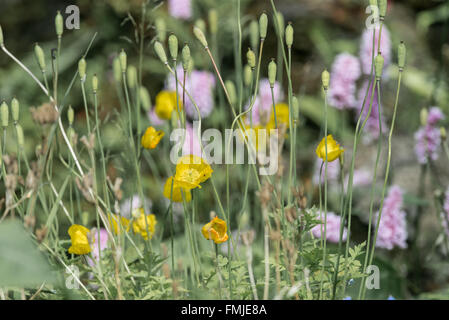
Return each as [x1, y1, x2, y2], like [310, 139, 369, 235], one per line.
[243, 64, 252, 87]
[441, 127, 447, 141]
[193, 26, 208, 48]
[182, 44, 191, 71]
[209, 9, 218, 35]
[225, 80, 237, 106]
[119, 49, 127, 73]
[154, 41, 168, 64]
[259, 13, 268, 40]
[1, 101, 9, 128]
[139, 87, 152, 111]
[268, 59, 277, 87]
[0, 25, 3, 46]
[155, 17, 166, 42]
[34, 43, 46, 71]
[375, 54, 384, 80]
[127, 65, 137, 89]
[249, 20, 259, 51]
[55, 11, 64, 37]
[113, 57, 121, 82]
[168, 34, 178, 61]
[420, 109, 428, 126]
[78, 58, 87, 81]
[247, 48, 256, 69]
[285, 22, 294, 48]
[292, 95, 299, 121]
[11, 98, 19, 122]
[68, 105, 74, 125]
[398, 41, 406, 70]
[92, 74, 98, 93]
[15, 124, 24, 147]
[194, 19, 206, 34]
[379, 0, 387, 18]
[321, 69, 330, 90]
[275, 12, 285, 38]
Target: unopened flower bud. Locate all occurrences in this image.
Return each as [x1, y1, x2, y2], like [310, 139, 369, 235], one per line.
[15, 124, 24, 147]
[268, 59, 277, 87]
[225, 80, 237, 106]
[420, 108, 428, 126]
[168, 34, 178, 61]
[154, 41, 168, 65]
[398, 41, 406, 70]
[259, 13, 268, 40]
[139, 86, 151, 111]
[379, 0, 387, 18]
[119, 49, 127, 72]
[55, 11, 64, 37]
[441, 127, 447, 141]
[92, 74, 98, 93]
[193, 26, 208, 48]
[375, 54, 384, 79]
[247, 48, 256, 69]
[68, 105, 74, 125]
[209, 9, 218, 35]
[127, 65, 137, 89]
[34, 43, 46, 71]
[249, 20, 259, 51]
[285, 22, 294, 48]
[11, 98, 19, 122]
[182, 44, 191, 70]
[78, 58, 87, 81]
[155, 17, 166, 42]
[275, 12, 285, 38]
[243, 64, 252, 87]
[292, 95, 299, 121]
[195, 19, 206, 34]
[321, 69, 330, 90]
[1, 101, 9, 128]
[113, 57, 121, 82]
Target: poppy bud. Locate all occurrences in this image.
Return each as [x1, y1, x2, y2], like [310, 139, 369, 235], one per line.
[155, 17, 166, 42]
[1, 101, 9, 128]
[275, 12, 285, 38]
[225, 80, 237, 106]
[68, 105, 74, 125]
[249, 20, 259, 51]
[379, 0, 387, 18]
[285, 22, 294, 48]
[139, 87, 151, 111]
[34, 43, 46, 71]
[15, 124, 24, 147]
[92, 74, 98, 93]
[193, 26, 208, 48]
[247, 48, 256, 69]
[119, 49, 127, 73]
[78, 58, 86, 81]
[321, 69, 330, 90]
[168, 34, 178, 61]
[154, 41, 168, 65]
[209, 9, 218, 35]
[398, 41, 406, 70]
[195, 19, 206, 34]
[292, 95, 299, 121]
[268, 59, 277, 87]
[113, 57, 121, 82]
[375, 54, 384, 80]
[243, 64, 252, 87]
[11, 98, 19, 122]
[55, 11, 64, 37]
[259, 13, 268, 40]
[127, 65, 137, 89]
[182, 44, 191, 71]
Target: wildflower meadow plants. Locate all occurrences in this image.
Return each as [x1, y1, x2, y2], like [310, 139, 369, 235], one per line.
[1, 0, 449, 302]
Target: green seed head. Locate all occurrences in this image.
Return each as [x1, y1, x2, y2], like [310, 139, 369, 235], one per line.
[119, 49, 127, 72]
[182, 44, 191, 70]
[193, 26, 208, 48]
[34, 43, 46, 71]
[441, 127, 447, 141]
[247, 48, 256, 69]
[168, 34, 179, 61]
[321, 69, 330, 90]
[92, 74, 99, 93]
[127, 66, 137, 89]
[113, 57, 121, 82]
[55, 11, 64, 37]
[68, 105, 74, 125]
[398, 41, 406, 70]
[1, 101, 9, 128]
[420, 108, 428, 126]
[209, 9, 218, 35]
[285, 22, 294, 48]
[15, 124, 24, 148]
[154, 41, 168, 64]
[259, 13, 268, 39]
[268, 59, 277, 87]
[139, 86, 152, 111]
[375, 54, 384, 79]
[292, 95, 299, 121]
[379, 0, 387, 17]
[249, 20, 259, 52]
[78, 58, 87, 80]
[155, 17, 166, 42]
[243, 64, 252, 87]
[0, 25, 3, 46]
[11, 98, 19, 122]
[225, 80, 237, 106]
[275, 12, 285, 38]
[195, 19, 206, 34]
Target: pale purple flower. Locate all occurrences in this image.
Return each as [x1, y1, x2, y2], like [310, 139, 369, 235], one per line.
[375, 186, 407, 250]
[352, 169, 373, 187]
[181, 122, 202, 157]
[166, 65, 216, 119]
[87, 228, 109, 267]
[441, 187, 449, 235]
[312, 212, 347, 243]
[414, 107, 444, 164]
[168, 0, 192, 20]
[120, 194, 152, 219]
[313, 158, 340, 185]
[360, 26, 391, 75]
[331, 53, 361, 83]
[147, 108, 164, 126]
[245, 78, 284, 125]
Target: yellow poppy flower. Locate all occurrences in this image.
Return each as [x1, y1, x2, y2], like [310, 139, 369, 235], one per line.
[163, 176, 192, 202]
[267, 103, 290, 130]
[154, 91, 182, 120]
[131, 208, 157, 240]
[68, 224, 92, 255]
[316, 134, 344, 162]
[201, 216, 229, 244]
[141, 126, 164, 149]
[108, 213, 130, 235]
[174, 155, 213, 190]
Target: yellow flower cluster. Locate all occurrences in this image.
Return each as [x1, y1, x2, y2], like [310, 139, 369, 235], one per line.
[108, 209, 157, 240]
[155, 91, 182, 120]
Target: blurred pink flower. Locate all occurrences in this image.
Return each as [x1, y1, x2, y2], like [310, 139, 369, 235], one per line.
[181, 122, 202, 157]
[375, 186, 407, 250]
[120, 194, 152, 219]
[313, 158, 340, 185]
[148, 108, 164, 126]
[168, 0, 192, 20]
[414, 107, 445, 164]
[312, 212, 347, 243]
[87, 228, 109, 267]
[245, 78, 284, 125]
[360, 26, 391, 75]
